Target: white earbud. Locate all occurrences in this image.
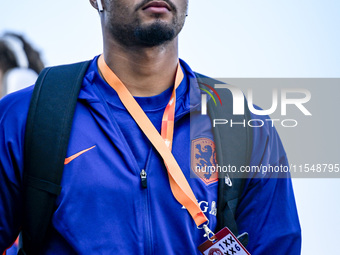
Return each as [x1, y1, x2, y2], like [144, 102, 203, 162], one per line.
[97, 0, 104, 12]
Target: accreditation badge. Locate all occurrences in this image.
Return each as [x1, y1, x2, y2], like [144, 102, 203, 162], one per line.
[198, 227, 250, 255]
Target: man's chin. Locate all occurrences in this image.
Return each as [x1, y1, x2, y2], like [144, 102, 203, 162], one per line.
[133, 22, 176, 47]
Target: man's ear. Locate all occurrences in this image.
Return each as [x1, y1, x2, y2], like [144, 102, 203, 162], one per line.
[89, 0, 103, 12]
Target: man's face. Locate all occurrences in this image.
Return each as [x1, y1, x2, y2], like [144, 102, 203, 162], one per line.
[103, 0, 188, 47]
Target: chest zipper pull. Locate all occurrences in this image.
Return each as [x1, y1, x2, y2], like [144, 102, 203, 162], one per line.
[140, 169, 147, 189]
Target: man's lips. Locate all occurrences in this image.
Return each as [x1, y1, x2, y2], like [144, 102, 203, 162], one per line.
[142, 1, 171, 11]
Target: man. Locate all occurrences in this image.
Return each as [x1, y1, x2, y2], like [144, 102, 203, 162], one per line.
[0, 0, 301, 254]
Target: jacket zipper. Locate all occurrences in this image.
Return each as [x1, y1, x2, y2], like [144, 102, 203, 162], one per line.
[140, 169, 147, 189]
[138, 109, 192, 254]
[140, 168, 153, 255]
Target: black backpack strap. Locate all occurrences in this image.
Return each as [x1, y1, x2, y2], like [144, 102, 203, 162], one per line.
[21, 60, 91, 254]
[195, 73, 253, 246]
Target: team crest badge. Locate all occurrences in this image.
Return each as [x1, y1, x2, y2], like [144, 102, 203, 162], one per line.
[191, 138, 218, 185]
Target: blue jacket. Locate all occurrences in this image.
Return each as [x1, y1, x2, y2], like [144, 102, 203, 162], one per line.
[0, 56, 301, 254]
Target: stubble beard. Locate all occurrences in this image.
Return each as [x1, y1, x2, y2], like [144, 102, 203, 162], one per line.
[108, 11, 186, 48]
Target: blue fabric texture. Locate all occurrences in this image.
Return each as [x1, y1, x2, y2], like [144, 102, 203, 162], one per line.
[0, 56, 301, 254]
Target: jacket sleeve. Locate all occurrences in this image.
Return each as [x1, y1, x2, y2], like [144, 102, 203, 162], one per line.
[235, 113, 302, 255]
[0, 88, 32, 253]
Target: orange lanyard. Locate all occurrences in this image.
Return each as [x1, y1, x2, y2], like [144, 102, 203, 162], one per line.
[98, 55, 214, 237]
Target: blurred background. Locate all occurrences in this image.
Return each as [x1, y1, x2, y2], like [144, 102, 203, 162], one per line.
[1, 0, 339, 254]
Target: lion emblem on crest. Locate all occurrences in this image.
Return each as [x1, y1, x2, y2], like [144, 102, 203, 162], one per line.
[191, 138, 218, 185]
